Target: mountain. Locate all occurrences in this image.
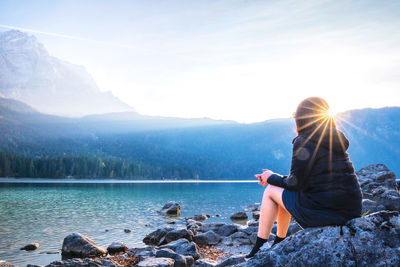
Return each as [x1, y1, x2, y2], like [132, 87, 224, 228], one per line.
[0, 97, 398, 178]
[0, 30, 134, 116]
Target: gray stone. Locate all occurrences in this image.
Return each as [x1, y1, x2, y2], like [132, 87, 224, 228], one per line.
[143, 227, 175, 246]
[251, 211, 260, 220]
[136, 257, 174, 267]
[128, 246, 157, 261]
[160, 238, 200, 260]
[155, 248, 187, 267]
[357, 164, 400, 212]
[193, 259, 218, 267]
[193, 230, 222, 246]
[165, 228, 194, 243]
[216, 255, 245, 267]
[198, 223, 226, 233]
[159, 202, 181, 217]
[20, 242, 39, 251]
[230, 212, 248, 222]
[238, 211, 400, 267]
[247, 220, 258, 227]
[246, 204, 260, 212]
[217, 224, 238, 237]
[61, 233, 107, 259]
[192, 214, 211, 222]
[107, 242, 128, 255]
[46, 258, 120, 267]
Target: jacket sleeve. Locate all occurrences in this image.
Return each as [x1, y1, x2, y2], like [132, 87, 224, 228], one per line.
[267, 136, 314, 191]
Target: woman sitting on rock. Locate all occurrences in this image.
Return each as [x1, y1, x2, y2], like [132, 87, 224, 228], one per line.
[246, 97, 362, 258]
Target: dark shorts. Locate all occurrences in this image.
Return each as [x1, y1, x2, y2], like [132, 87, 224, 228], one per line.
[282, 189, 309, 228]
[282, 189, 348, 228]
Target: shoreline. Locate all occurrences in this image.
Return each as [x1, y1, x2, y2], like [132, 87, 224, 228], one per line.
[0, 178, 258, 184]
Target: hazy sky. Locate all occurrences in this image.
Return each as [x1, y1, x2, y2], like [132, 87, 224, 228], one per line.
[1, 0, 400, 122]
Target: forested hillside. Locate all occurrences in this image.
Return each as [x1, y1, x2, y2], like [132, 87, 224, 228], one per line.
[0, 97, 399, 179]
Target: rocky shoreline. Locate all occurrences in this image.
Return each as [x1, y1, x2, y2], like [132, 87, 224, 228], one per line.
[2, 164, 400, 267]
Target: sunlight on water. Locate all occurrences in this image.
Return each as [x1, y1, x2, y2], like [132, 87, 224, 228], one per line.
[0, 180, 263, 266]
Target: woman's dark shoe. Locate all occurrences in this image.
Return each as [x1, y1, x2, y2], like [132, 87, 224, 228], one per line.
[271, 235, 286, 247]
[245, 236, 268, 258]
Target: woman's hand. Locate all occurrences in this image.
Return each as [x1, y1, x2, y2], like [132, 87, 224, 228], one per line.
[255, 169, 274, 187]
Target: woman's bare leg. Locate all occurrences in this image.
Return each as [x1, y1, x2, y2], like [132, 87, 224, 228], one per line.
[258, 184, 291, 239]
[277, 206, 291, 238]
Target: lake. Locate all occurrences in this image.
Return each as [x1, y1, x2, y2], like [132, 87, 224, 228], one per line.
[0, 179, 262, 266]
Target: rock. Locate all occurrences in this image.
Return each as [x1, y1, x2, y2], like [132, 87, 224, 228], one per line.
[357, 164, 400, 212]
[159, 202, 181, 217]
[186, 219, 202, 233]
[124, 229, 131, 233]
[252, 211, 260, 220]
[246, 204, 260, 212]
[215, 214, 221, 217]
[20, 242, 40, 251]
[238, 226, 257, 236]
[184, 256, 194, 266]
[287, 222, 302, 235]
[27, 265, 43, 267]
[165, 228, 194, 243]
[160, 238, 200, 260]
[247, 220, 258, 227]
[230, 212, 248, 222]
[192, 214, 211, 222]
[193, 230, 222, 246]
[198, 223, 226, 233]
[143, 227, 175, 246]
[238, 211, 400, 267]
[193, 259, 218, 267]
[61, 232, 107, 259]
[226, 231, 252, 246]
[217, 224, 238, 237]
[107, 242, 128, 255]
[216, 255, 245, 267]
[0, 261, 15, 267]
[128, 247, 157, 261]
[136, 257, 174, 267]
[46, 258, 120, 267]
[167, 221, 176, 225]
[155, 248, 187, 267]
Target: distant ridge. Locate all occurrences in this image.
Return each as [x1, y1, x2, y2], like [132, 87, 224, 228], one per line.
[0, 30, 135, 117]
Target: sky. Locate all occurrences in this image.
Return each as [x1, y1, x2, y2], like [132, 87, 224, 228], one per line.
[1, 0, 400, 123]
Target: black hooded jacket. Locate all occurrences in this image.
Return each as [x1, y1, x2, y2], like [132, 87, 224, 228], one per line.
[267, 126, 363, 226]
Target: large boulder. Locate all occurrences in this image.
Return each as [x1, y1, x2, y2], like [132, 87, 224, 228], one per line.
[46, 258, 120, 267]
[128, 247, 157, 261]
[216, 224, 238, 237]
[165, 228, 194, 243]
[159, 202, 181, 217]
[357, 164, 400, 213]
[193, 230, 222, 246]
[143, 227, 175, 246]
[61, 233, 107, 259]
[238, 211, 400, 267]
[160, 238, 200, 260]
[155, 248, 188, 267]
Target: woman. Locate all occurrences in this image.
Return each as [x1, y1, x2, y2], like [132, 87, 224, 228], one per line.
[246, 97, 362, 258]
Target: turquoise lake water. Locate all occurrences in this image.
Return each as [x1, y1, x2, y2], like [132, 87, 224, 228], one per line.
[0, 180, 262, 266]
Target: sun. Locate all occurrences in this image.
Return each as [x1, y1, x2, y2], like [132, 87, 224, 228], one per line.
[326, 108, 337, 118]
